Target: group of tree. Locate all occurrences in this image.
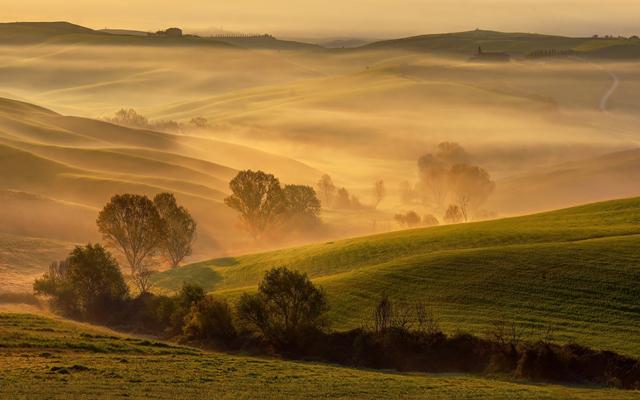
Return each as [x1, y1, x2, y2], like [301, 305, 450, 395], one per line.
[400, 142, 495, 223]
[225, 170, 322, 241]
[106, 109, 211, 133]
[394, 212, 439, 228]
[34, 248, 327, 349]
[33, 251, 640, 389]
[97, 192, 196, 292]
[317, 174, 383, 210]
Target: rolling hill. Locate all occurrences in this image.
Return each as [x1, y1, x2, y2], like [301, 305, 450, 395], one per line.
[0, 97, 325, 291]
[0, 312, 636, 399]
[363, 29, 640, 58]
[154, 197, 640, 356]
[489, 148, 640, 214]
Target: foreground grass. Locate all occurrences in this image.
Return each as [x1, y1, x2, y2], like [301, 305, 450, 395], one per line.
[0, 313, 637, 399]
[154, 197, 640, 356]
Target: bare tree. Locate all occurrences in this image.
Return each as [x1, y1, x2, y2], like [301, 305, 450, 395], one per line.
[391, 302, 413, 330]
[131, 264, 155, 294]
[316, 174, 336, 207]
[153, 193, 197, 268]
[224, 170, 285, 240]
[488, 319, 525, 346]
[97, 194, 165, 278]
[374, 294, 392, 333]
[372, 179, 386, 209]
[415, 302, 441, 335]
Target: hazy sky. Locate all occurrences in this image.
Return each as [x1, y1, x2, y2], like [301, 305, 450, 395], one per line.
[4, 0, 640, 38]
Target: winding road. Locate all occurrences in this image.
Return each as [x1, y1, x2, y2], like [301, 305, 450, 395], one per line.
[599, 70, 620, 112]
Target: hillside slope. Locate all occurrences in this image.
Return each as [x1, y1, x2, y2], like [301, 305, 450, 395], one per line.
[155, 197, 640, 356]
[0, 313, 635, 399]
[364, 29, 640, 58]
[0, 97, 324, 291]
[489, 148, 640, 214]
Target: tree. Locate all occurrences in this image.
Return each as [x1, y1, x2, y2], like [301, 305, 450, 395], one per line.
[33, 244, 128, 321]
[224, 170, 285, 240]
[153, 193, 197, 268]
[372, 179, 386, 209]
[394, 211, 421, 228]
[237, 267, 328, 346]
[417, 153, 449, 211]
[97, 194, 166, 281]
[417, 142, 473, 212]
[443, 204, 464, 224]
[334, 187, 352, 209]
[447, 164, 495, 221]
[283, 184, 322, 229]
[316, 174, 336, 207]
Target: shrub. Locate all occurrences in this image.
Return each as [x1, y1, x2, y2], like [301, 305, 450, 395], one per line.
[33, 244, 128, 322]
[237, 267, 328, 348]
[183, 296, 236, 342]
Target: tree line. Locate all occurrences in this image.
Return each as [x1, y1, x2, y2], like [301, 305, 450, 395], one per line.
[33, 251, 640, 390]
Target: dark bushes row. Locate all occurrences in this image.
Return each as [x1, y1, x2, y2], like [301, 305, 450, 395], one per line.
[34, 247, 640, 390]
[297, 328, 640, 389]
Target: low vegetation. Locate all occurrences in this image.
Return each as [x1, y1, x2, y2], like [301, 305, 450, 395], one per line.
[32, 240, 640, 390]
[4, 314, 638, 400]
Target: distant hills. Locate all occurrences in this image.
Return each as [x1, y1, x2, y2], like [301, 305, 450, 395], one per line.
[363, 29, 640, 58]
[1, 22, 639, 58]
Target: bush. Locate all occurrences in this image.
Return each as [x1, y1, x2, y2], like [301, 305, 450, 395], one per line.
[183, 296, 236, 343]
[33, 244, 128, 322]
[237, 267, 328, 348]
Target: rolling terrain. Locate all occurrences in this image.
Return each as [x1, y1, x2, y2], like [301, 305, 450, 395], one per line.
[1, 312, 637, 399]
[154, 197, 640, 356]
[0, 96, 326, 291]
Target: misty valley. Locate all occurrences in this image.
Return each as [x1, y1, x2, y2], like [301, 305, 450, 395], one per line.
[0, 20, 639, 400]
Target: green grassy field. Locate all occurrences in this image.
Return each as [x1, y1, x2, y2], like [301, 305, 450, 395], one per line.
[154, 197, 640, 356]
[1, 313, 638, 399]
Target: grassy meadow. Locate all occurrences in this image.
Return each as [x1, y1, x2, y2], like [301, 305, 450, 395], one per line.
[154, 197, 640, 356]
[1, 313, 638, 399]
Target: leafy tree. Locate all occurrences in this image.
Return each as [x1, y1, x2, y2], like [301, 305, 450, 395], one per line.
[443, 204, 464, 224]
[97, 194, 166, 279]
[154, 193, 197, 268]
[334, 187, 352, 209]
[316, 174, 336, 207]
[447, 164, 495, 221]
[283, 184, 322, 228]
[33, 244, 128, 321]
[417, 153, 449, 211]
[394, 211, 421, 228]
[372, 179, 386, 209]
[237, 267, 328, 346]
[224, 170, 285, 239]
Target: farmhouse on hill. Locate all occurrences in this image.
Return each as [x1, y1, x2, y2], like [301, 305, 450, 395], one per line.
[470, 46, 511, 62]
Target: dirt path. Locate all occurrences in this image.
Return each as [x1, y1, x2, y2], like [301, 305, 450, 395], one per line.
[599, 70, 620, 111]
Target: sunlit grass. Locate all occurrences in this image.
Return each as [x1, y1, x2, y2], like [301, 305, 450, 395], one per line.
[154, 197, 640, 356]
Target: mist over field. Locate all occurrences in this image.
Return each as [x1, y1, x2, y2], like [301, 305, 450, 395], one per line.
[1, 8, 640, 398]
[1, 33, 640, 291]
